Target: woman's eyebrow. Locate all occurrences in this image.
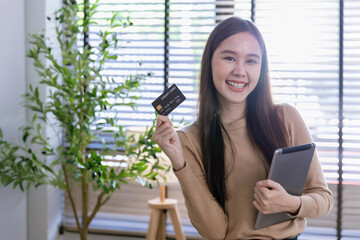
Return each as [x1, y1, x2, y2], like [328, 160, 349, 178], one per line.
[219, 49, 237, 55]
[248, 53, 261, 59]
[219, 50, 260, 59]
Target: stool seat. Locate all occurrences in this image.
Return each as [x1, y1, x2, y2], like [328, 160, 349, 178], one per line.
[148, 198, 178, 209]
[146, 197, 186, 240]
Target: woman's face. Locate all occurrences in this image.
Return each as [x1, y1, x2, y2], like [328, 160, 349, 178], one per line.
[211, 32, 262, 109]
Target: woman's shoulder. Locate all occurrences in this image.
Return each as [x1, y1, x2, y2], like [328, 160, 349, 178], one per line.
[275, 103, 303, 122]
[275, 103, 298, 114]
[275, 103, 312, 144]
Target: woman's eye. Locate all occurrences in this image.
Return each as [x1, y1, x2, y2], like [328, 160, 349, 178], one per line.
[247, 59, 258, 64]
[224, 57, 235, 62]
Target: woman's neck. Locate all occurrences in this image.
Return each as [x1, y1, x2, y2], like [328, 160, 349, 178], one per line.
[219, 101, 246, 125]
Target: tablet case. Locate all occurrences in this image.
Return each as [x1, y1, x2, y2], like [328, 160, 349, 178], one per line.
[254, 143, 316, 229]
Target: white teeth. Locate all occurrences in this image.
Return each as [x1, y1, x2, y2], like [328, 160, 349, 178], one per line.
[226, 81, 246, 89]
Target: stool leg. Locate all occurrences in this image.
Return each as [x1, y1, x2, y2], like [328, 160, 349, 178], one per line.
[169, 207, 186, 240]
[146, 209, 161, 240]
[156, 210, 166, 240]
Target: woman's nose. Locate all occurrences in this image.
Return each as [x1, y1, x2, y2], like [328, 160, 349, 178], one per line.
[232, 61, 246, 76]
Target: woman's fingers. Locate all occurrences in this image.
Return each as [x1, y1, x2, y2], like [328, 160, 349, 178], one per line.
[253, 185, 270, 211]
[155, 121, 173, 137]
[152, 115, 185, 171]
[153, 127, 175, 146]
[152, 115, 179, 152]
[254, 180, 275, 213]
[153, 116, 175, 145]
[154, 116, 174, 140]
[155, 115, 173, 129]
[253, 179, 296, 214]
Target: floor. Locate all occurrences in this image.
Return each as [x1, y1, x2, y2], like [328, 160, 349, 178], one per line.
[60, 228, 360, 240]
[61, 231, 145, 240]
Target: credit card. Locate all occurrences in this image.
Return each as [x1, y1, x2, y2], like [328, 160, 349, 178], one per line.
[151, 84, 186, 116]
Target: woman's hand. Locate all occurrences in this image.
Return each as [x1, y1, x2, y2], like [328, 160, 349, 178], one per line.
[253, 179, 301, 215]
[152, 115, 185, 171]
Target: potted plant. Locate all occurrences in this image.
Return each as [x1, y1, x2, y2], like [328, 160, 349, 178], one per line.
[0, 1, 170, 239]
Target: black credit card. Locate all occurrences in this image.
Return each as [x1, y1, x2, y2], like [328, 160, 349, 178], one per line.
[151, 84, 186, 116]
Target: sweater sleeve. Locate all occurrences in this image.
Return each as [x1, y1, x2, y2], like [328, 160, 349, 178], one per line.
[281, 104, 334, 218]
[173, 128, 228, 239]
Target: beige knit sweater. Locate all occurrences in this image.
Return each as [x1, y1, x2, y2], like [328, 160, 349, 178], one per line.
[174, 104, 333, 239]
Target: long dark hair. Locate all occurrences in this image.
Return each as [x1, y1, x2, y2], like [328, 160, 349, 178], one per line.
[197, 17, 288, 209]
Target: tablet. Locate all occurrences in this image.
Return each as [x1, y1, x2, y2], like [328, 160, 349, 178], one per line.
[254, 143, 316, 230]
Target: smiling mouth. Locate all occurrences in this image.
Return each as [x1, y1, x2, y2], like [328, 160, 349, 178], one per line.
[225, 80, 247, 89]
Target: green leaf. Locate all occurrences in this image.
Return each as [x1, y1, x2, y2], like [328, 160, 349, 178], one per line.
[102, 185, 109, 194]
[22, 130, 29, 142]
[118, 179, 129, 184]
[19, 182, 24, 191]
[108, 55, 117, 60]
[41, 163, 53, 173]
[109, 168, 116, 178]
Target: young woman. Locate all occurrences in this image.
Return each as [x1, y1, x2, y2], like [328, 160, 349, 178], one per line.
[152, 17, 333, 240]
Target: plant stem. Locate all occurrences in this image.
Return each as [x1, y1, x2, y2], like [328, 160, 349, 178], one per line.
[86, 192, 105, 229]
[80, 1, 90, 239]
[62, 163, 81, 233]
[81, 169, 88, 239]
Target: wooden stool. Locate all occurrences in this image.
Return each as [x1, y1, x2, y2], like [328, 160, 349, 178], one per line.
[146, 198, 186, 240]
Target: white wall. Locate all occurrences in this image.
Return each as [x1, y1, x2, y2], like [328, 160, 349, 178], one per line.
[0, 0, 27, 239]
[0, 0, 63, 239]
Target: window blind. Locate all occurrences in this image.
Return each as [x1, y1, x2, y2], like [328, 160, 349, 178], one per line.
[90, 0, 166, 128]
[167, 0, 215, 124]
[343, 0, 360, 233]
[344, 0, 360, 185]
[90, 0, 216, 127]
